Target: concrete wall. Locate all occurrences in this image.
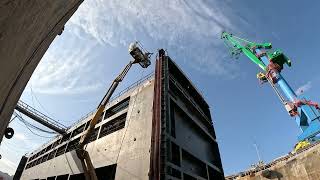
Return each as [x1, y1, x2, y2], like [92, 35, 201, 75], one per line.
[0, 0, 83, 143]
[114, 80, 154, 180]
[232, 144, 320, 180]
[20, 79, 155, 180]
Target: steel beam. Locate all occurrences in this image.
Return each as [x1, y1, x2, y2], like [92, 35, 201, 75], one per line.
[15, 100, 66, 134]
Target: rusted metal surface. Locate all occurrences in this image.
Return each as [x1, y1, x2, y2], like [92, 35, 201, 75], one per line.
[149, 53, 162, 180]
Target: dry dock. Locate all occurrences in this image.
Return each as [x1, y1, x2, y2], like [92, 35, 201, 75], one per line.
[226, 142, 320, 180]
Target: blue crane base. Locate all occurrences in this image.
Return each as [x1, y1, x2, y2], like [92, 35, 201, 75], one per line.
[221, 33, 320, 143]
[255, 48, 320, 142]
[297, 95, 320, 141]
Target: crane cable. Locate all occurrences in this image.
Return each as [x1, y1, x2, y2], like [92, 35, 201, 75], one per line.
[232, 35, 256, 45]
[266, 76, 286, 105]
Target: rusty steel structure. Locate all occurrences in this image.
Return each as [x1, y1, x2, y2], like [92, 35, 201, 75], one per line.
[149, 49, 224, 180]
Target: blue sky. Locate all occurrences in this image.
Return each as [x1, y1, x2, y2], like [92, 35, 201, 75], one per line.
[1, 0, 320, 176]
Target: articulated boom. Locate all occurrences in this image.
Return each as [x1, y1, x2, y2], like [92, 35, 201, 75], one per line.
[76, 42, 151, 180]
[221, 32, 320, 142]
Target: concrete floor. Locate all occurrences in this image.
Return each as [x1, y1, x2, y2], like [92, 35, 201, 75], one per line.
[0, 0, 83, 143]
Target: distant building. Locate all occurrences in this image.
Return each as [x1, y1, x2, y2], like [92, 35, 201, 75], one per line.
[16, 50, 224, 180]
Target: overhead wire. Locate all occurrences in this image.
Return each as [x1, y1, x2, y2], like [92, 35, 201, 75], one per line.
[9, 114, 17, 123]
[30, 84, 58, 122]
[16, 119, 53, 140]
[137, 41, 148, 53]
[15, 112, 56, 138]
[16, 114, 55, 134]
[30, 85, 36, 112]
[0, 0, 83, 118]
[20, 120, 55, 139]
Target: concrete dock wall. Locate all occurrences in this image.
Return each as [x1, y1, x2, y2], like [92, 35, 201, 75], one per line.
[228, 143, 320, 180]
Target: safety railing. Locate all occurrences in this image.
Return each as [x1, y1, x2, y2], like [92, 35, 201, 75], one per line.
[225, 140, 320, 179]
[16, 100, 67, 130]
[68, 72, 154, 128]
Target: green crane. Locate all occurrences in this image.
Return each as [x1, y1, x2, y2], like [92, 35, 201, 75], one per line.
[221, 32, 320, 151]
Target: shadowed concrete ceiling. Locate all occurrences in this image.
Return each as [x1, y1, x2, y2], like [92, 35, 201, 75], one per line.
[0, 0, 83, 143]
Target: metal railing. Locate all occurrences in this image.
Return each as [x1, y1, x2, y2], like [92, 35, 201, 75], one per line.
[68, 72, 154, 128]
[16, 100, 67, 133]
[25, 73, 154, 156]
[225, 140, 320, 179]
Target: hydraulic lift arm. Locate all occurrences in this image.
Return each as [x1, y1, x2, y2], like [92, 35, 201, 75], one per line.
[76, 42, 151, 180]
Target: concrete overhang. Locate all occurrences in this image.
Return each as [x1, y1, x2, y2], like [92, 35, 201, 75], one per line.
[0, 0, 83, 143]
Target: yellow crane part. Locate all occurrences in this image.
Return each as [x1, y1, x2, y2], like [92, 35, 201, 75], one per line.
[293, 140, 310, 153]
[256, 72, 267, 82]
[76, 42, 151, 180]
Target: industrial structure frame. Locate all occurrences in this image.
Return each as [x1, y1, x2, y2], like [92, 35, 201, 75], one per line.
[221, 32, 320, 143]
[16, 50, 224, 180]
[150, 49, 224, 180]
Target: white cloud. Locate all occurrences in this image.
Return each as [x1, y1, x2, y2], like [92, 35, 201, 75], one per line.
[29, 33, 104, 95]
[295, 81, 312, 96]
[29, 0, 250, 95]
[0, 157, 16, 175]
[12, 133, 40, 148]
[14, 133, 26, 141]
[68, 0, 244, 76]
[69, 0, 231, 45]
